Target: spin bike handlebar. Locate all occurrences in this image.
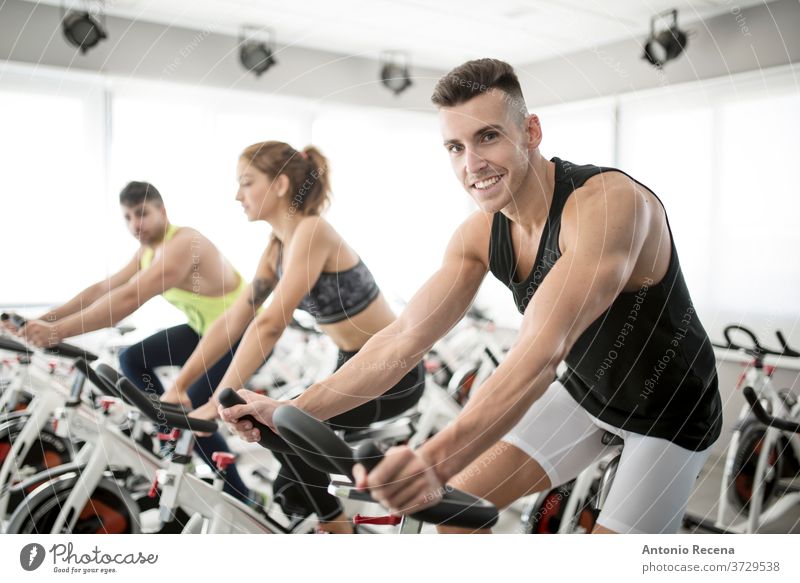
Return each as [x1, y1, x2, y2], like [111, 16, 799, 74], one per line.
[272, 405, 499, 529]
[0, 334, 33, 357]
[743, 386, 800, 434]
[1, 313, 99, 361]
[713, 324, 800, 359]
[93, 364, 218, 435]
[216, 388, 296, 454]
[71, 359, 186, 415]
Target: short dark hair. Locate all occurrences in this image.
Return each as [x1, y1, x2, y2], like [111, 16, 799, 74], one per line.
[431, 58, 528, 121]
[119, 181, 163, 207]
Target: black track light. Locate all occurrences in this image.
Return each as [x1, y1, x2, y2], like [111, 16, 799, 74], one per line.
[380, 51, 413, 96]
[239, 27, 277, 77]
[643, 9, 688, 68]
[61, 3, 107, 54]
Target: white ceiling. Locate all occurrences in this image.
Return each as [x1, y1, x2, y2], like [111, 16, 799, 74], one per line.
[35, 0, 771, 69]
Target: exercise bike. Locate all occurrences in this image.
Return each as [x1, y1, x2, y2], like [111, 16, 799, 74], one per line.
[224, 390, 500, 532]
[683, 326, 800, 533]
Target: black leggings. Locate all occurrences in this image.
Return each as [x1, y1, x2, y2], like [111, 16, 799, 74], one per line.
[272, 350, 425, 521]
[118, 324, 249, 501]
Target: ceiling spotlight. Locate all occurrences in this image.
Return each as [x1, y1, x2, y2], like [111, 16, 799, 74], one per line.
[380, 51, 413, 96]
[643, 9, 688, 68]
[61, 2, 107, 54]
[239, 27, 277, 77]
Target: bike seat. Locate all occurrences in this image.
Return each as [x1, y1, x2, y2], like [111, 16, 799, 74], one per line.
[274, 406, 499, 529]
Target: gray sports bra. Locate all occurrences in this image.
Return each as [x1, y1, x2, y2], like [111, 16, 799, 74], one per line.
[275, 244, 380, 324]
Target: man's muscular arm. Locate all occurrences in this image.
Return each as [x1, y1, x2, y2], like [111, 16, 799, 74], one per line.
[363, 173, 655, 512]
[38, 254, 141, 323]
[169, 246, 277, 395]
[20, 234, 192, 346]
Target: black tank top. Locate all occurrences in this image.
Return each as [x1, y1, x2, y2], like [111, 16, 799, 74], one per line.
[489, 157, 722, 451]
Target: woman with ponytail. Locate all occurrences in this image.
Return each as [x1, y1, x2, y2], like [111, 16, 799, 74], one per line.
[166, 141, 425, 533]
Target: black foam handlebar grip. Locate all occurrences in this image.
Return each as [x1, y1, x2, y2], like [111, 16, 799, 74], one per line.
[73, 358, 114, 398]
[114, 376, 218, 434]
[1, 313, 98, 361]
[743, 386, 800, 434]
[44, 342, 99, 361]
[272, 404, 500, 529]
[216, 388, 293, 453]
[776, 331, 800, 358]
[353, 441, 384, 473]
[723, 325, 760, 351]
[0, 335, 32, 356]
[1, 312, 27, 328]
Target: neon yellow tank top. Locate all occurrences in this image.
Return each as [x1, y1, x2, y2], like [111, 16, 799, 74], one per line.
[140, 224, 246, 336]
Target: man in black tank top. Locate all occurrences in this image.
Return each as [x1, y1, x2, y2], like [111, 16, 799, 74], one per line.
[277, 59, 722, 533]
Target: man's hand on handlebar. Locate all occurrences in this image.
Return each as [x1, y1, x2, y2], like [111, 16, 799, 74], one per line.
[15, 319, 63, 348]
[353, 446, 443, 515]
[218, 389, 281, 441]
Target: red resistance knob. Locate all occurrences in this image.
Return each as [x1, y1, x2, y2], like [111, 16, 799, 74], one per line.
[352, 514, 402, 526]
[424, 360, 440, 373]
[148, 476, 159, 499]
[98, 397, 117, 413]
[211, 451, 237, 472]
[157, 429, 182, 442]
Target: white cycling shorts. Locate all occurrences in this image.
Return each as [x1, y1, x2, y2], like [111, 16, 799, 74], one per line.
[502, 380, 712, 534]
